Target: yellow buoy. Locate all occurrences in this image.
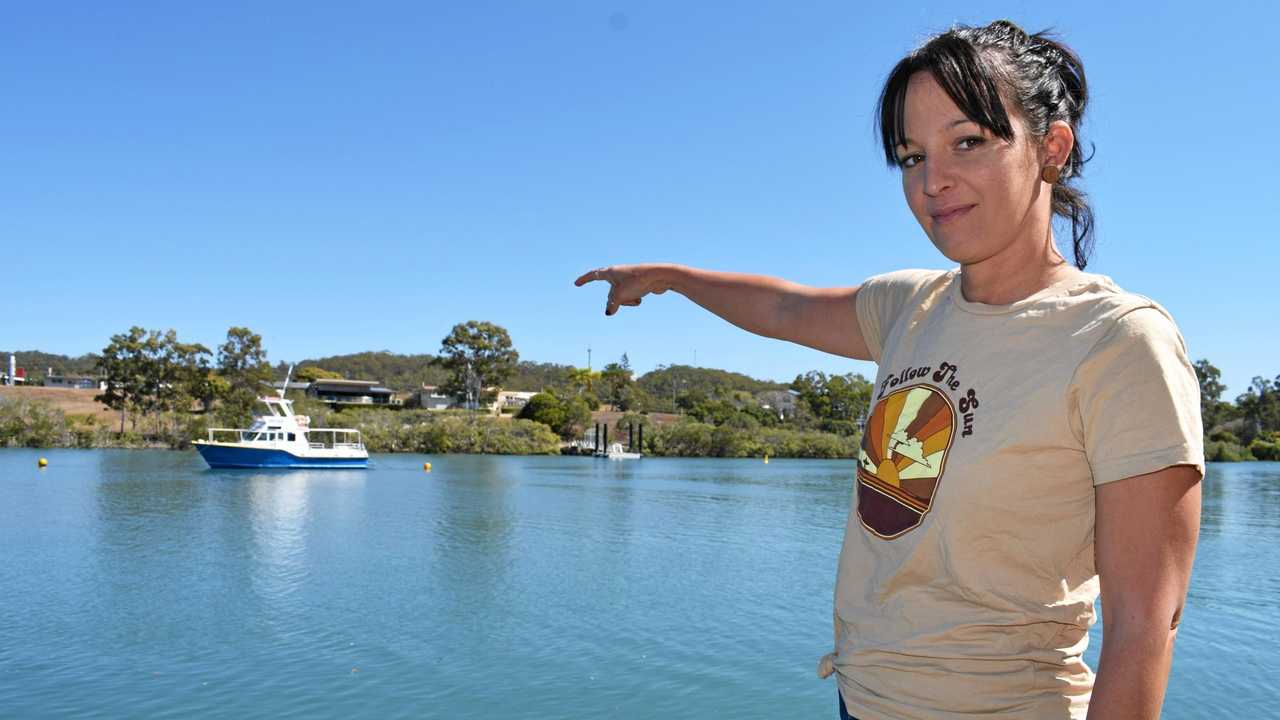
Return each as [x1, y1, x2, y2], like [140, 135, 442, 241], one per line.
[424, 462, 432, 472]
[38, 457, 48, 468]
[763, 454, 769, 464]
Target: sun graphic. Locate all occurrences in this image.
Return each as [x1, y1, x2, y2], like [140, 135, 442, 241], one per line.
[857, 384, 955, 538]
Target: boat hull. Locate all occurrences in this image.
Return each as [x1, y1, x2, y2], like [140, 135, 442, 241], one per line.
[194, 442, 368, 469]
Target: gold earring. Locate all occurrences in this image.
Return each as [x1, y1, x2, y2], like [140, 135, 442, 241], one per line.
[1041, 165, 1062, 184]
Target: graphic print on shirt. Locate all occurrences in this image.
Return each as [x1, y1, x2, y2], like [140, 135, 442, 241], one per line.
[857, 383, 956, 539]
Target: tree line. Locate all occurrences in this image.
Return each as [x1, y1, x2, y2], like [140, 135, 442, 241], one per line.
[1195, 359, 1280, 461]
[8, 324, 1277, 462]
[94, 326, 272, 436]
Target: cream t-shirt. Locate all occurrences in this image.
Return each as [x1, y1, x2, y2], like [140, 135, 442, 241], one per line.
[833, 268, 1203, 719]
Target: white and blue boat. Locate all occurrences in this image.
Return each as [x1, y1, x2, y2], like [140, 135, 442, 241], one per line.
[194, 390, 368, 470]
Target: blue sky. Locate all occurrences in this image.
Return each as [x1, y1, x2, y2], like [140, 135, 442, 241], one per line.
[3, 2, 1273, 396]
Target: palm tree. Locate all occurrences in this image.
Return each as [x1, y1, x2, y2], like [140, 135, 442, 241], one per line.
[566, 366, 598, 395]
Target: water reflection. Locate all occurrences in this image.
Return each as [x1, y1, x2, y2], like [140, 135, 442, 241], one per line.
[221, 469, 367, 618]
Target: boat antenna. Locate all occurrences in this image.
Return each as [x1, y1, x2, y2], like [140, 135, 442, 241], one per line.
[280, 364, 294, 399]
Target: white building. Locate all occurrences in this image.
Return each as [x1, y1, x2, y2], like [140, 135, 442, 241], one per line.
[416, 385, 455, 411]
[414, 385, 540, 414]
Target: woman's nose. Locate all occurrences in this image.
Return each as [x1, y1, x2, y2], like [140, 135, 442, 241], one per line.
[922, 158, 955, 197]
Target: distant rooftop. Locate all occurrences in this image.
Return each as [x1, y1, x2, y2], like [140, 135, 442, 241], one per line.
[310, 379, 379, 388]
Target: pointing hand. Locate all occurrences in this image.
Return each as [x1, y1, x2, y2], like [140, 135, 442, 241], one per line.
[574, 264, 675, 316]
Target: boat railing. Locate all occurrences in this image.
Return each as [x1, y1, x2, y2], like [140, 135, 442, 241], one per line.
[304, 428, 365, 450]
[199, 426, 364, 450]
[205, 428, 248, 442]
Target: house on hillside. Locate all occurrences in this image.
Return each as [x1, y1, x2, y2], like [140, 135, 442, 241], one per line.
[415, 385, 454, 410]
[493, 390, 537, 415]
[307, 379, 399, 408]
[413, 385, 539, 414]
[757, 389, 800, 420]
[45, 371, 105, 390]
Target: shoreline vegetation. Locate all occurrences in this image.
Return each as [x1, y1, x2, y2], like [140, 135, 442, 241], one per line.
[0, 396, 863, 459]
[2, 325, 1276, 461]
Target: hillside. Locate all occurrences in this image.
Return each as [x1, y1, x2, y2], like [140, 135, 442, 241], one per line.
[635, 364, 790, 399]
[276, 353, 576, 392]
[10, 349, 794, 398]
[0, 350, 100, 383]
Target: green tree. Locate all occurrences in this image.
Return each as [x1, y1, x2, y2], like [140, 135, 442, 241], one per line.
[565, 366, 598, 395]
[517, 392, 567, 433]
[162, 333, 212, 409]
[149, 331, 212, 438]
[1236, 374, 1280, 443]
[560, 396, 593, 439]
[791, 371, 832, 420]
[600, 360, 634, 411]
[96, 327, 164, 433]
[436, 321, 519, 407]
[217, 327, 272, 426]
[96, 327, 214, 435]
[825, 373, 872, 428]
[790, 371, 871, 430]
[516, 391, 593, 440]
[1193, 359, 1230, 432]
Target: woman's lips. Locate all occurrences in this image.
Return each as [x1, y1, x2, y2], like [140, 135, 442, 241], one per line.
[931, 204, 975, 225]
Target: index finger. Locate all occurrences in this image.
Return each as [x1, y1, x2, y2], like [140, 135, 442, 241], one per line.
[574, 269, 605, 287]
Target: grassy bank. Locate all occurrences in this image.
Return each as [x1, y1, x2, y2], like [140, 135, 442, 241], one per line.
[639, 418, 859, 458]
[317, 407, 561, 455]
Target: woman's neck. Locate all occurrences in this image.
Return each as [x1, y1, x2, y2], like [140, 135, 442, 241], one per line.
[958, 232, 1081, 305]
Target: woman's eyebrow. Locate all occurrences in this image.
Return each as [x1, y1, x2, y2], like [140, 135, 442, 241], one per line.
[901, 117, 979, 146]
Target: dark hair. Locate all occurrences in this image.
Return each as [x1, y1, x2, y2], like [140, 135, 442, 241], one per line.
[876, 20, 1094, 269]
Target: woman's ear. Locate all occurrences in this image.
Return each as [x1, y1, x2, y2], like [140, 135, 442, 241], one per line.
[1043, 120, 1075, 168]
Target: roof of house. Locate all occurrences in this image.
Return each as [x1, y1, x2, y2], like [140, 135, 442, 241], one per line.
[310, 379, 395, 394]
[310, 379, 379, 388]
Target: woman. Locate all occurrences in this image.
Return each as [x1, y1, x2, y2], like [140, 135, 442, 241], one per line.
[575, 20, 1202, 720]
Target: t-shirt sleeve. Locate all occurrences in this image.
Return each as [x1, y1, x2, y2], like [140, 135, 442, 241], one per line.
[854, 269, 942, 363]
[1071, 306, 1205, 486]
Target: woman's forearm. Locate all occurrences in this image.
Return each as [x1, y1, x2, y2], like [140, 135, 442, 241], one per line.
[660, 264, 815, 342]
[1085, 623, 1178, 720]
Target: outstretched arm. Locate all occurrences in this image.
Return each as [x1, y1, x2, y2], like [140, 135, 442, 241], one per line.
[1087, 464, 1201, 720]
[574, 263, 872, 361]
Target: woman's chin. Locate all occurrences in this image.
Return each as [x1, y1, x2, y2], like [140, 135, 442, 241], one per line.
[927, 236, 979, 265]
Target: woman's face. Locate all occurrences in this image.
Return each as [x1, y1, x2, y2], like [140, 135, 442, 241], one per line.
[896, 71, 1047, 266]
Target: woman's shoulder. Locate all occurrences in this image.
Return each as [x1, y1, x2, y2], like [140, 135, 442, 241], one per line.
[1063, 273, 1181, 335]
[860, 267, 956, 305]
[1060, 273, 1190, 364]
[864, 267, 954, 287]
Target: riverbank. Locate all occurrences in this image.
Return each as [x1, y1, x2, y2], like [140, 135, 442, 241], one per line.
[5, 389, 1273, 461]
[0, 394, 862, 458]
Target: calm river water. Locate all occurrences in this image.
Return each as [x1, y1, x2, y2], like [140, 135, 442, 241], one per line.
[0, 450, 1276, 718]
